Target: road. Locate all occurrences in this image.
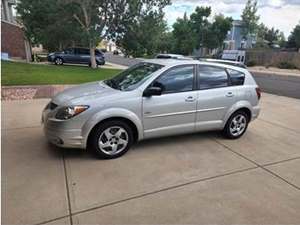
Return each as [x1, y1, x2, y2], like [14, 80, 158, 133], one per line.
[105, 53, 300, 99]
[253, 72, 300, 99]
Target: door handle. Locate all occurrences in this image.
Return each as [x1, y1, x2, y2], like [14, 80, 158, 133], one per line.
[226, 92, 234, 97]
[185, 96, 195, 102]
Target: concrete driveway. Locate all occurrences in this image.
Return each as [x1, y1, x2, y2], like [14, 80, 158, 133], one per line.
[2, 93, 300, 225]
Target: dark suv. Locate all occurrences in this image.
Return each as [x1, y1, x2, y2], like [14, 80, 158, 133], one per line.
[47, 47, 105, 66]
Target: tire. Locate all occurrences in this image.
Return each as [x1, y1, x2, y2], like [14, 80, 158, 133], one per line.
[54, 57, 63, 65]
[89, 120, 134, 159]
[222, 111, 249, 139]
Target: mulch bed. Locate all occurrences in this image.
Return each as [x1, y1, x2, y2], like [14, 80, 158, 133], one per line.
[1, 85, 75, 101]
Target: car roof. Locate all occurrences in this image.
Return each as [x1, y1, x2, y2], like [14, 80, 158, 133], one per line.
[198, 58, 246, 68]
[143, 59, 248, 72]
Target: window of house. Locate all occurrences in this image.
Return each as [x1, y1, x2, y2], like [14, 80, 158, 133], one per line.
[198, 65, 229, 90]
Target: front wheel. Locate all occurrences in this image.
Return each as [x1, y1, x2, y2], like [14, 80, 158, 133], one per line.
[223, 111, 249, 139]
[54, 57, 63, 65]
[89, 120, 133, 159]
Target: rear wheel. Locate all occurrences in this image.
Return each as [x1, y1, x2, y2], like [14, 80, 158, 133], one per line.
[54, 57, 63, 65]
[89, 120, 133, 159]
[223, 111, 249, 139]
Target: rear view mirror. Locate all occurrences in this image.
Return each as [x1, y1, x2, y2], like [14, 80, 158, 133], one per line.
[143, 87, 162, 97]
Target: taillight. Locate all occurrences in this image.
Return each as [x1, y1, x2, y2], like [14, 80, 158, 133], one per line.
[256, 87, 261, 100]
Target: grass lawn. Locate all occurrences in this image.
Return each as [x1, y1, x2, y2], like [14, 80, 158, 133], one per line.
[1, 61, 122, 86]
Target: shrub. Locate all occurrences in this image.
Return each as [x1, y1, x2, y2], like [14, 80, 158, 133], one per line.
[246, 60, 256, 67]
[277, 61, 297, 69]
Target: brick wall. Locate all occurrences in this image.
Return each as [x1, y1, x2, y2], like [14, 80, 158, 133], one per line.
[1, 21, 27, 59]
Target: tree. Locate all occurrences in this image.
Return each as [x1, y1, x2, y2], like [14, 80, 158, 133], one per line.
[241, 0, 260, 37]
[16, 0, 86, 52]
[204, 15, 232, 50]
[64, 0, 170, 68]
[288, 23, 300, 50]
[18, 0, 170, 68]
[278, 32, 286, 48]
[117, 11, 168, 57]
[189, 6, 211, 49]
[256, 23, 286, 48]
[158, 31, 174, 54]
[172, 13, 196, 55]
[265, 27, 280, 45]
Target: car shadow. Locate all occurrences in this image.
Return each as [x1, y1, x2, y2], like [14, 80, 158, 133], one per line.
[48, 130, 220, 160]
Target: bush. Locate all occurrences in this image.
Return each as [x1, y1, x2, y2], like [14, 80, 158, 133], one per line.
[277, 61, 297, 69]
[246, 60, 256, 67]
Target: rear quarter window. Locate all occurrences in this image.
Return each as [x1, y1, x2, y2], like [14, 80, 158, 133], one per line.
[227, 69, 245, 86]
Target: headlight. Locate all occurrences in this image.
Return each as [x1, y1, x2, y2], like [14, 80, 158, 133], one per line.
[55, 105, 89, 120]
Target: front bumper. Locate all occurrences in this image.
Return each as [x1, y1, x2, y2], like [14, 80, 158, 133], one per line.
[43, 125, 85, 149]
[47, 55, 55, 62]
[42, 109, 86, 149]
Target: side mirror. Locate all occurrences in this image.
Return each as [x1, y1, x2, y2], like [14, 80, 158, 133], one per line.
[143, 86, 162, 97]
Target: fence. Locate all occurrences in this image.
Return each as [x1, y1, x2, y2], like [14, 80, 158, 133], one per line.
[246, 50, 300, 68]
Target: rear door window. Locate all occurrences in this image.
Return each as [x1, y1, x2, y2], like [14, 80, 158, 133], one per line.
[198, 65, 229, 90]
[64, 48, 74, 54]
[76, 48, 89, 55]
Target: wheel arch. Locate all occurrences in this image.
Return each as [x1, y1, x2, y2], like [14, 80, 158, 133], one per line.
[82, 108, 143, 149]
[223, 101, 253, 128]
[54, 56, 64, 63]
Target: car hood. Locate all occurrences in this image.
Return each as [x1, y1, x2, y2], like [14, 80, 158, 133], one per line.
[52, 81, 119, 105]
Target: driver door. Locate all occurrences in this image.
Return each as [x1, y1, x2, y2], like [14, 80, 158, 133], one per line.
[143, 65, 197, 138]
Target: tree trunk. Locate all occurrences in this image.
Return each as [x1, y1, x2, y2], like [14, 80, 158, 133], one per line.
[89, 41, 97, 69]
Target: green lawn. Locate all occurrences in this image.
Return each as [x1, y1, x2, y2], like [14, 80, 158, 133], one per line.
[1, 61, 122, 86]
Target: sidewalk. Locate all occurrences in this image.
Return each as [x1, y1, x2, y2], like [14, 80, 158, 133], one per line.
[249, 66, 300, 77]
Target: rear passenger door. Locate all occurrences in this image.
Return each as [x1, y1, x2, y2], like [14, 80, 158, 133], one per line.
[195, 65, 237, 131]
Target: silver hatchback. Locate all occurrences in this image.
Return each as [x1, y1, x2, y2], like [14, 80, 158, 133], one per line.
[42, 59, 261, 159]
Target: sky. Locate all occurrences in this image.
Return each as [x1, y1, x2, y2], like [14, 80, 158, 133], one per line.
[164, 0, 300, 37]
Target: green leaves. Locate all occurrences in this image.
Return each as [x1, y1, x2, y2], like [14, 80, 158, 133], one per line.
[172, 8, 232, 54]
[288, 23, 300, 50]
[241, 0, 260, 37]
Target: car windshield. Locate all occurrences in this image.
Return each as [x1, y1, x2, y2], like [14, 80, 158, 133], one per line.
[104, 63, 164, 91]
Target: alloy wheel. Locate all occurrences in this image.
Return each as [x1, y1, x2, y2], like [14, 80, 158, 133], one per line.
[55, 58, 63, 65]
[98, 126, 129, 155]
[229, 114, 247, 137]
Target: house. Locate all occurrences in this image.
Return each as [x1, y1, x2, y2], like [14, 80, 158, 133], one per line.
[224, 20, 256, 50]
[1, 0, 31, 61]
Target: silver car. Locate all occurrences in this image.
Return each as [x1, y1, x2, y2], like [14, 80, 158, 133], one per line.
[42, 59, 261, 159]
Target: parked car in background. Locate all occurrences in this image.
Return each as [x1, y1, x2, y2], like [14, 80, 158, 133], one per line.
[42, 59, 261, 159]
[221, 50, 246, 64]
[113, 50, 119, 55]
[47, 47, 105, 66]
